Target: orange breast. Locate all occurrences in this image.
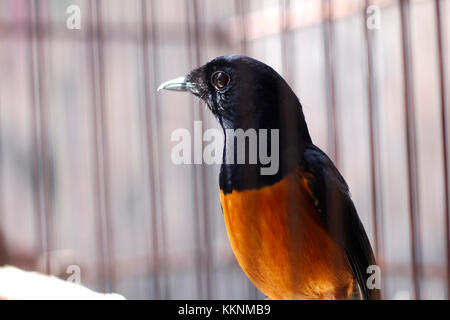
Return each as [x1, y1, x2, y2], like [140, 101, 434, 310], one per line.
[220, 169, 354, 300]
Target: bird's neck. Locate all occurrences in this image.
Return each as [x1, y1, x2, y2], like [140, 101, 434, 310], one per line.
[219, 121, 310, 194]
[217, 95, 312, 193]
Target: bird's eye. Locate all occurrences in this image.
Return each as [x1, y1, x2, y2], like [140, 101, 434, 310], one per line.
[211, 71, 230, 90]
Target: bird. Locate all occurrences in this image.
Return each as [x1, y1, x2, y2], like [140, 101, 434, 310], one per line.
[158, 55, 380, 300]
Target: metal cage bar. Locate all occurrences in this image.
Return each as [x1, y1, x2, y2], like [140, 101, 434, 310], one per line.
[399, 0, 422, 300]
[28, 0, 52, 275]
[140, 0, 163, 299]
[234, 0, 260, 299]
[434, 0, 450, 300]
[147, 0, 170, 299]
[185, 0, 213, 299]
[87, 0, 115, 292]
[363, 0, 385, 294]
[235, 0, 248, 55]
[322, 0, 339, 166]
[280, 0, 292, 83]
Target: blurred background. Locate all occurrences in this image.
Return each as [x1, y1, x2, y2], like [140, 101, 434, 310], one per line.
[0, 0, 449, 299]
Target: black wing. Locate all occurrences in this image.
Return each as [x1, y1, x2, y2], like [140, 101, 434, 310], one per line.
[301, 144, 380, 300]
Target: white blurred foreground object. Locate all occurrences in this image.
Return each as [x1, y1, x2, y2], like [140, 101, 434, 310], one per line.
[0, 265, 126, 300]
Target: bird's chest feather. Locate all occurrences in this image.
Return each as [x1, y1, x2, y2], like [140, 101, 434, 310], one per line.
[220, 169, 354, 300]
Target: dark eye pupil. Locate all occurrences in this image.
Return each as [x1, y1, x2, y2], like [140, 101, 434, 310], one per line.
[213, 72, 229, 89]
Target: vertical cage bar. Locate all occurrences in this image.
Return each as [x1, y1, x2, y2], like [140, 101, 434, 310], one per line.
[234, 0, 248, 54]
[28, 0, 52, 275]
[234, 0, 259, 299]
[0, 76, 3, 234]
[0, 108, 5, 264]
[193, 0, 213, 300]
[86, 2, 106, 292]
[87, 0, 115, 292]
[322, 0, 339, 166]
[140, 0, 162, 299]
[399, 0, 422, 300]
[148, 0, 170, 299]
[0, 90, 4, 266]
[434, 0, 450, 299]
[186, 0, 213, 299]
[280, 0, 291, 82]
[363, 0, 384, 283]
[185, 0, 203, 299]
[280, 0, 307, 302]
[0, 28, 3, 226]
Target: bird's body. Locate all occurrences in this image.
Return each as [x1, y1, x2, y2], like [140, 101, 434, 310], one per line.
[220, 166, 354, 299]
[159, 55, 380, 300]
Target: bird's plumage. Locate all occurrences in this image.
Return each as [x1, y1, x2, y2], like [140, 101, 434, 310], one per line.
[220, 167, 355, 299]
[159, 55, 380, 299]
[302, 144, 380, 299]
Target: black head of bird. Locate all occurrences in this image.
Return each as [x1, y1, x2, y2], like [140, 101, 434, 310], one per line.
[158, 55, 311, 138]
[158, 56, 298, 128]
[158, 55, 310, 140]
[158, 55, 311, 190]
[158, 55, 380, 300]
